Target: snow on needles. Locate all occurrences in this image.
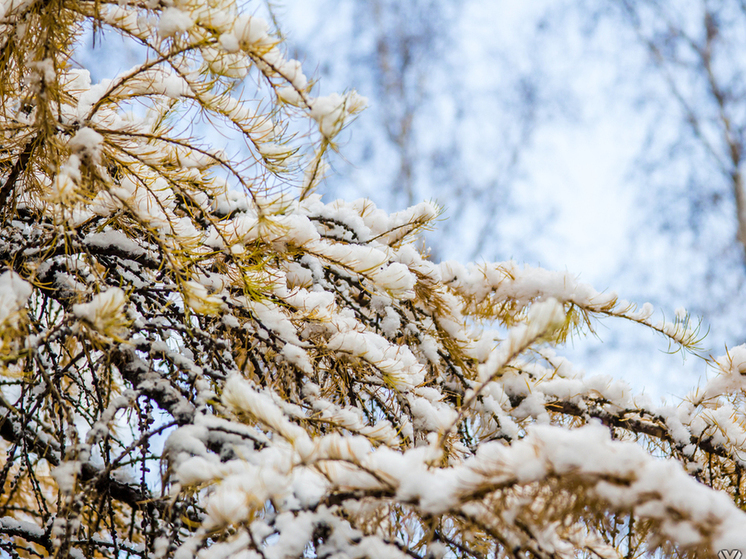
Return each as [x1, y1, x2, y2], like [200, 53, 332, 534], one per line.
[72, 288, 129, 340]
[0, 271, 32, 330]
[4, 0, 746, 556]
[155, 187, 746, 557]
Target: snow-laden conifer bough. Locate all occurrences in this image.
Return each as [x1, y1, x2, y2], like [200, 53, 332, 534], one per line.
[0, 0, 744, 558]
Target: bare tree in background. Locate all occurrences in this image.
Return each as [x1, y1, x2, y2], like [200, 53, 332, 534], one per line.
[283, 0, 555, 262]
[366, 0, 441, 209]
[578, 1, 746, 316]
[618, 0, 746, 251]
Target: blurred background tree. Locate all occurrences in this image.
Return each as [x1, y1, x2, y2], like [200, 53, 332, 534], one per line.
[279, 0, 571, 263]
[593, 0, 746, 333]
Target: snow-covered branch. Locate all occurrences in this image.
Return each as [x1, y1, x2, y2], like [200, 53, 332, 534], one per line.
[0, 0, 744, 557]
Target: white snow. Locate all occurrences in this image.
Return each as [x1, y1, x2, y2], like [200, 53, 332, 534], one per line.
[158, 7, 194, 37]
[51, 460, 81, 494]
[68, 127, 104, 163]
[0, 271, 32, 329]
[72, 287, 127, 336]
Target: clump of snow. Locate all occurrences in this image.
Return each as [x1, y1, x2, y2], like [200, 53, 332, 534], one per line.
[218, 32, 240, 52]
[309, 92, 367, 138]
[68, 127, 104, 164]
[281, 343, 313, 374]
[183, 280, 223, 315]
[371, 262, 416, 299]
[84, 230, 144, 258]
[233, 14, 272, 48]
[49, 156, 82, 204]
[158, 7, 194, 38]
[51, 460, 81, 494]
[72, 288, 128, 338]
[0, 271, 32, 329]
[380, 307, 401, 337]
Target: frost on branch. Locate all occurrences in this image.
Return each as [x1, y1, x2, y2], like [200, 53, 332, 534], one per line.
[0, 0, 744, 558]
